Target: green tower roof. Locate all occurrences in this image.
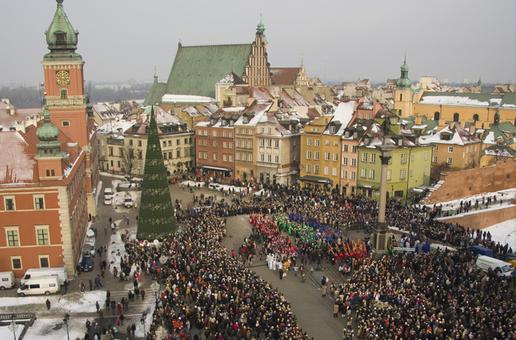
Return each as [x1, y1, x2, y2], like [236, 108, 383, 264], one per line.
[396, 56, 411, 88]
[37, 108, 60, 142]
[45, 0, 78, 52]
[256, 15, 265, 35]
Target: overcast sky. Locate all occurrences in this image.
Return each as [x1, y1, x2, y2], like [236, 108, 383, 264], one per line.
[1, 0, 515, 86]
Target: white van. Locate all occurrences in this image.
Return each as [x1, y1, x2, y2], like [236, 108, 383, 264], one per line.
[17, 276, 59, 296]
[475, 255, 514, 277]
[104, 187, 113, 198]
[0, 271, 15, 289]
[21, 267, 68, 285]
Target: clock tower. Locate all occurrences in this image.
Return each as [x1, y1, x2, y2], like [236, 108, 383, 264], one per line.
[43, 0, 99, 216]
[43, 0, 89, 147]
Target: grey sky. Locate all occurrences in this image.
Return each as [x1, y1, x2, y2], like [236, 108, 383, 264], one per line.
[1, 0, 515, 86]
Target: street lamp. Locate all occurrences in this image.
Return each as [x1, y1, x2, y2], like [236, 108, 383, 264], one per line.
[63, 313, 70, 340]
[374, 143, 395, 252]
[9, 314, 16, 340]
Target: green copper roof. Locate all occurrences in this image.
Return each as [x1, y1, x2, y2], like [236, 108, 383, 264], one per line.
[165, 43, 252, 98]
[45, 0, 78, 52]
[144, 82, 167, 106]
[396, 56, 411, 88]
[257, 15, 265, 35]
[37, 108, 59, 141]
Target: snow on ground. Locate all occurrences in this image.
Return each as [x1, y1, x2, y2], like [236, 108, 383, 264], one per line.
[0, 324, 23, 339]
[95, 180, 103, 205]
[180, 181, 248, 193]
[437, 204, 516, 221]
[25, 317, 89, 340]
[180, 180, 205, 188]
[484, 219, 516, 250]
[424, 188, 516, 211]
[0, 291, 106, 313]
[135, 281, 159, 338]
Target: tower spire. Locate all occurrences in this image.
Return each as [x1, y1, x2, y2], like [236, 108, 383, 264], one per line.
[256, 13, 265, 35]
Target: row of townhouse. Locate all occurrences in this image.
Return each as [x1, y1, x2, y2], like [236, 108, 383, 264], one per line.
[194, 101, 301, 185]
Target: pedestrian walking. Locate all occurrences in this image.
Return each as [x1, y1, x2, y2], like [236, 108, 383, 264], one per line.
[46, 299, 51, 310]
[96, 301, 100, 313]
[140, 289, 145, 301]
[63, 279, 68, 294]
[89, 279, 93, 291]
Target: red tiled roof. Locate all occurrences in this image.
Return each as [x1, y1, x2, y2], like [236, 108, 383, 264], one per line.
[270, 67, 300, 86]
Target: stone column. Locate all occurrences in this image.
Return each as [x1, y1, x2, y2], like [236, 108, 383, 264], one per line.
[375, 147, 392, 252]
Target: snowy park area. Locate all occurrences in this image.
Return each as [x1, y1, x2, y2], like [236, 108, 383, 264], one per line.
[484, 219, 516, 250]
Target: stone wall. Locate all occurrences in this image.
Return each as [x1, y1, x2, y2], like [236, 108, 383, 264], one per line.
[437, 205, 516, 230]
[424, 159, 516, 204]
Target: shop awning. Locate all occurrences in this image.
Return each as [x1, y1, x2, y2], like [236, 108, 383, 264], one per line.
[201, 166, 231, 172]
[300, 175, 332, 184]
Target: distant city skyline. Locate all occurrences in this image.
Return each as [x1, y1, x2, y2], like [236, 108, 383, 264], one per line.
[1, 0, 515, 86]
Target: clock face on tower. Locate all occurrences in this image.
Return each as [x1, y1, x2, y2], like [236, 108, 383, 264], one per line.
[56, 70, 71, 87]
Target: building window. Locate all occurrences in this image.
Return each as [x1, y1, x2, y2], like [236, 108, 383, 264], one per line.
[260, 153, 265, 162]
[315, 152, 320, 160]
[350, 171, 356, 180]
[274, 140, 279, 148]
[275, 155, 279, 163]
[11, 257, 22, 270]
[39, 256, 49, 268]
[306, 164, 311, 174]
[370, 154, 376, 163]
[315, 139, 320, 147]
[223, 154, 228, 162]
[453, 113, 459, 122]
[343, 144, 348, 152]
[314, 165, 319, 175]
[34, 195, 45, 210]
[400, 153, 407, 164]
[432, 156, 437, 163]
[333, 153, 338, 162]
[360, 168, 366, 178]
[267, 154, 272, 163]
[447, 157, 453, 165]
[5, 228, 20, 247]
[325, 152, 330, 161]
[4, 197, 15, 211]
[108, 147, 113, 156]
[352, 146, 358, 153]
[229, 155, 233, 162]
[361, 153, 368, 162]
[400, 169, 407, 180]
[213, 153, 217, 161]
[129, 139, 133, 146]
[176, 150, 181, 158]
[306, 151, 312, 160]
[343, 157, 348, 166]
[433, 112, 440, 121]
[138, 140, 142, 147]
[332, 167, 337, 176]
[473, 114, 479, 122]
[399, 93, 403, 101]
[351, 159, 357, 167]
[163, 153, 168, 160]
[448, 146, 454, 153]
[60, 89, 67, 100]
[369, 169, 375, 179]
[45, 169, 55, 177]
[307, 139, 312, 146]
[62, 120, 70, 127]
[324, 166, 329, 175]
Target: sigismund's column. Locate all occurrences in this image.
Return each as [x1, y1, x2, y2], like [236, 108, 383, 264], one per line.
[375, 143, 394, 252]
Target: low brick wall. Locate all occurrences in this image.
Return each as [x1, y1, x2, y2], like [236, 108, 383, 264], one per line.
[424, 159, 516, 204]
[437, 205, 516, 230]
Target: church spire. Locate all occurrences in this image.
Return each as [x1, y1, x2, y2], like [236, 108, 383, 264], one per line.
[396, 54, 411, 88]
[37, 107, 62, 156]
[45, 0, 78, 53]
[256, 14, 265, 35]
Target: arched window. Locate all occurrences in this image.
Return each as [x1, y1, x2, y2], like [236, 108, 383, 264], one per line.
[494, 112, 500, 125]
[473, 114, 479, 122]
[453, 113, 459, 122]
[60, 89, 67, 100]
[399, 93, 403, 101]
[433, 112, 440, 121]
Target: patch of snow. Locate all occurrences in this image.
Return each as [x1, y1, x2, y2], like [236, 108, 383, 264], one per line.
[63, 150, 84, 178]
[331, 101, 356, 135]
[426, 188, 516, 211]
[0, 291, 106, 313]
[484, 219, 516, 250]
[24, 317, 89, 340]
[420, 95, 490, 106]
[0, 324, 23, 340]
[161, 94, 215, 104]
[0, 131, 34, 183]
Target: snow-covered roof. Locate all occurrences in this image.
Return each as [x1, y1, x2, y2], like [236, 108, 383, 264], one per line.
[419, 124, 479, 146]
[161, 94, 216, 104]
[0, 131, 34, 184]
[420, 95, 489, 106]
[97, 120, 136, 134]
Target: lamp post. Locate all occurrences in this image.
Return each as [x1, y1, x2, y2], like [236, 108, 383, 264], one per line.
[9, 314, 16, 340]
[375, 143, 395, 252]
[63, 313, 70, 340]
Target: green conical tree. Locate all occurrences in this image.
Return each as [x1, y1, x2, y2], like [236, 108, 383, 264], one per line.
[137, 106, 177, 239]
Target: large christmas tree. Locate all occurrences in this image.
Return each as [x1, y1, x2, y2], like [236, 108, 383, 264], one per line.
[137, 106, 177, 239]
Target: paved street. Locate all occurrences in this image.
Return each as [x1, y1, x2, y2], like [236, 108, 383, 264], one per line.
[223, 214, 350, 340]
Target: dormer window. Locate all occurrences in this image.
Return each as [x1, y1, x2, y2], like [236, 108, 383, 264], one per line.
[55, 32, 67, 44]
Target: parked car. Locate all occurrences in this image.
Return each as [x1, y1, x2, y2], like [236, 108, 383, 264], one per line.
[17, 277, 59, 296]
[86, 228, 96, 238]
[104, 187, 113, 198]
[83, 243, 96, 257]
[0, 272, 15, 289]
[124, 196, 134, 208]
[80, 254, 94, 272]
[117, 181, 133, 191]
[104, 196, 112, 205]
[21, 267, 68, 286]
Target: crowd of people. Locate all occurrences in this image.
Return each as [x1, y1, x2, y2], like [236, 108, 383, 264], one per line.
[124, 213, 308, 339]
[112, 182, 515, 339]
[334, 250, 515, 339]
